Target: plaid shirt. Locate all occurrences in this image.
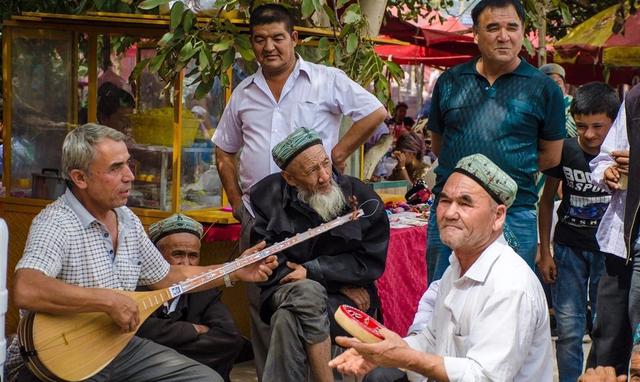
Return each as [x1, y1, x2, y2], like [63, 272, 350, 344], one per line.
[5, 189, 170, 380]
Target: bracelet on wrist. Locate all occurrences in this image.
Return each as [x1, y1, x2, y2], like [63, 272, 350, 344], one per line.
[223, 263, 236, 288]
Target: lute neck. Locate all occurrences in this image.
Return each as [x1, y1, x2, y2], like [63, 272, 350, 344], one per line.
[166, 209, 364, 298]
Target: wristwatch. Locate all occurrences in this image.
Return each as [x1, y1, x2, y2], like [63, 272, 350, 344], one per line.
[223, 263, 235, 287]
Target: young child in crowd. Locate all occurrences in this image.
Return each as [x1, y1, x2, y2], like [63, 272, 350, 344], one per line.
[537, 82, 621, 382]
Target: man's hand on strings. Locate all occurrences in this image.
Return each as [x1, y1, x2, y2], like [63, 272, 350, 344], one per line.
[234, 241, 278, 282]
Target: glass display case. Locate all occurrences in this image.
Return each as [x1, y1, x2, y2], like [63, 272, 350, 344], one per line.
[2, 17, 230, 216]
[8, 28, 75, 199]
[2, 12, 365, 220]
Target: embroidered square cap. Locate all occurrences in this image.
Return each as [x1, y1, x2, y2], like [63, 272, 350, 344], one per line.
[272, 127, 323, 170]
[149, 213, 203, 244]
[452, 154, 518, 207]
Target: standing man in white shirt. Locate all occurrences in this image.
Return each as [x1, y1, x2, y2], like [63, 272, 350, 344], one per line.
[330, 154, 552, 382]
[587, 84, 637, 376]
[212, 4, 387, 379]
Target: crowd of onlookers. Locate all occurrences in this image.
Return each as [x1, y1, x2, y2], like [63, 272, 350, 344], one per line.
[365, 102, 437, 187]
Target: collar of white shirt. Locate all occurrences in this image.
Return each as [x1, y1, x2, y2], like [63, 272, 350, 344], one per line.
[240, 54, 313, 91]
[449, 238, 508, 284]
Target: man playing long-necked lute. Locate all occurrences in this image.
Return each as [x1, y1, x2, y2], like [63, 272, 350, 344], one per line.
[5, 123, 277, 382]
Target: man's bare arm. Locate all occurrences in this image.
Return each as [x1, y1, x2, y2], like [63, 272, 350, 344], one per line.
[537, 177, 561, 283]
[331, 329, 448, 381]
[14, 269, 140, 331]
[148, 242, 276, 292]
[331, 107, 387, 172]
[538, 139, 563, 171]
[430, 132, 442, 158]
[215, 146, 243, 219]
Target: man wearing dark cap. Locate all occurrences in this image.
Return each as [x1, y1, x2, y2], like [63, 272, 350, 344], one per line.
[136, 214, 245, 382]
[539, 62, 577, 138]
[249, 127, 389, 382]
[330, 154, 552, 381]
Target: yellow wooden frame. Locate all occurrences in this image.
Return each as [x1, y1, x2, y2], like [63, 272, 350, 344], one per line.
[1, 12, 393, 222]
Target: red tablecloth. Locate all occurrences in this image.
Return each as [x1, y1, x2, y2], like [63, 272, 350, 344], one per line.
[202, 223, 242, 242]
[376, 225, 428, 336]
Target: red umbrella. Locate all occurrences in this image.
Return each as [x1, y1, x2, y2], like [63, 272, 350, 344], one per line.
[374, 43, 475, 66]
[377, 15, 478, 67]
[555, 4, 640, 67]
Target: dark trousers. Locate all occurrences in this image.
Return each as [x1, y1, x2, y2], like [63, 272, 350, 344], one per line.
[363, 367, 408, 382]
[16, 337, 221, 382]
[586, 255, 633, 376]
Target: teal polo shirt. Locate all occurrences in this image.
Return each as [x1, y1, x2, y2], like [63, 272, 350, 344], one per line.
[428, 57, 566, 210]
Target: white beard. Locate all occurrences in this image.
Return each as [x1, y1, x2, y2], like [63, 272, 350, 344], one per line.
[298, 180, 346, 222]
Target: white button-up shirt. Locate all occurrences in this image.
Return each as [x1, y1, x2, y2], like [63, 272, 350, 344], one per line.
[590, 103, 629, 258]
[405, 239, 553, 382]
[212, 56, 383, 212]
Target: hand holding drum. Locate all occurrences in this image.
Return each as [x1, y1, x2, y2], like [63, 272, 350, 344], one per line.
[334, 305, 386, 343]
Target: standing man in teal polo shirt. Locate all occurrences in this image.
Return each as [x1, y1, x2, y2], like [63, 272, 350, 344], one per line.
[427, 0, 566, 282]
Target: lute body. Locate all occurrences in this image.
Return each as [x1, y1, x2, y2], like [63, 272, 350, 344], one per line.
[18, 209, 363, 382]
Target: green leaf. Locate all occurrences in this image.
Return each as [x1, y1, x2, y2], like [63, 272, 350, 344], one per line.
[342, 4, 361, 24]
[220, 72, 230, 88]
[130, 58, 151, 80]
[138, 0, 169, 10]
[560, 3, 571, 25]
[336, 0, 350, 8]
[194, 80, 213, 100]
[322, 4, 338, 26]
[222, 48, 235, 71]
[213, 0, 230, 8]
[117, 2, 133, 13]
[170, 1, 185, 30]
[235, 34, 252, 50]
[301, 0, 315, 19]
[346, 33, 358, 54]
[343, 10, 361, 24]
[211, 39, 232, 52]
[237, 45, 255, 61]
[198, 48, 210, 72]
[318, 37, 329, 51]
[149, 53, 166, 73]
[179, 41, 197, 61]
[183, 10, 195, 33]
[385, 61, 403, 79]
[522, 38, 534, 56]
[158, 32, 173, 47]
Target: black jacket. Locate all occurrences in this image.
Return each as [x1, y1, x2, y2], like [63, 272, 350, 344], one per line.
[136, 288, 244, 382]
[250, 171, 389, 322]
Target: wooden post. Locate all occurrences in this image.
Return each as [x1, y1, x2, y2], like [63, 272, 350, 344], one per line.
[537, 1, 548, 66]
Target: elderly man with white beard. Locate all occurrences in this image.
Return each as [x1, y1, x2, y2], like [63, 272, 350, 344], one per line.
[249, 127, 390, 382]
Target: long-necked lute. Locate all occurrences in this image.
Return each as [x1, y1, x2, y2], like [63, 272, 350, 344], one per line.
[18, 209, 364, 382]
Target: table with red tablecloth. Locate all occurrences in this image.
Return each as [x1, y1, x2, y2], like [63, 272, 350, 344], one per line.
[202, 223, 241, 242]
[376, 225, 428, 336]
